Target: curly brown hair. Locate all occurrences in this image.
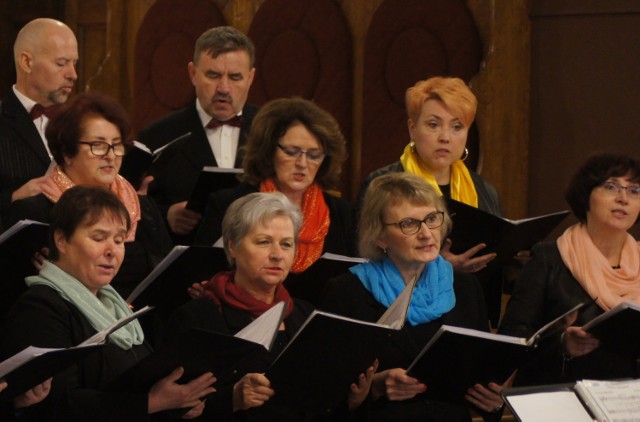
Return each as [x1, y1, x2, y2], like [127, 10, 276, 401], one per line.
[241, 97, 347, 190]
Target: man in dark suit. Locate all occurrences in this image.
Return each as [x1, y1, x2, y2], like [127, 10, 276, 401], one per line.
[137, 26, 258, 244]
[0, 18, 78, 229]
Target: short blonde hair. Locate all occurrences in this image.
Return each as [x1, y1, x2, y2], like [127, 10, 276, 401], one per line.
[359, 173, 452, 261]
[405, 76, 477, 127]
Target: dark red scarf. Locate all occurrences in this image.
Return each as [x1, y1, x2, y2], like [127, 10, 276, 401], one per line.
[201, 271, 294, 319]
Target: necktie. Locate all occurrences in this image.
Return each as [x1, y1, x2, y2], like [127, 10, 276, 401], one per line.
[206, 115, 244, 129]
[30, 104, 61, 120]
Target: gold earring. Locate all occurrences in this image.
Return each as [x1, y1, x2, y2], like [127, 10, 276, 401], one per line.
[409, 141, 415, 153]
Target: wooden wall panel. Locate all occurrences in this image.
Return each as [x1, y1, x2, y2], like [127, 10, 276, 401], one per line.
[529, 1, 640, 222]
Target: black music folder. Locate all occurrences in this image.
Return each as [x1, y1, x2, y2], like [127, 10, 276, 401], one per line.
[185, 167, 243, 214]
[284, 252, 366, 306]
[110, 302, 287, 392]
[446, 199, 569, 264]
[266, 281, 414, 412]
[0, 220, 49, 321]
[583, 301, 640, 358]
[120, 133, 192, 187]
[0, 306, 152, 398]
[406, 302, 586, 402]
[126, 246, 229, 317]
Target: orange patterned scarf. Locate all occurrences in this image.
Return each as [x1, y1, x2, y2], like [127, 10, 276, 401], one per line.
[260, 178, 330, 272]
[557, 223, 640, 311]
[41, 165, 141, 242]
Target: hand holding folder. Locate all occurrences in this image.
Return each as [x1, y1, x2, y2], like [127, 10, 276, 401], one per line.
[0, 306, 153, 398]
[405, 302, 587, 402]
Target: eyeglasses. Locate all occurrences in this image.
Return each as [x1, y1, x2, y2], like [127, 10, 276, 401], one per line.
[384, 211, 445, 235]
[599, 181, 640, 199]
[277, 144, 325, 162]
[78, 141, 127, 157]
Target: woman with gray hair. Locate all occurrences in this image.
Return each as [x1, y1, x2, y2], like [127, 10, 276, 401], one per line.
[322, 172, 504, 421]
[169, 191, 374, 420]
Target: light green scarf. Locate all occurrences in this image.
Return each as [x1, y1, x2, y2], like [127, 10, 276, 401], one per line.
[26, 261, 144, 350]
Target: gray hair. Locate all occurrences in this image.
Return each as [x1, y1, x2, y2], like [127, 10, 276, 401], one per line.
[194, 26, 255, 68]
[222, 192, 302, 266]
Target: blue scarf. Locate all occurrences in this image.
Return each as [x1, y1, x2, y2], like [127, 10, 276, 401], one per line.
[350, 255, 455, 326]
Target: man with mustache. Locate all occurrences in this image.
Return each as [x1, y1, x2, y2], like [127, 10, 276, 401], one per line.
[138, 26, 258, 243]
[0, 18, 78, 229]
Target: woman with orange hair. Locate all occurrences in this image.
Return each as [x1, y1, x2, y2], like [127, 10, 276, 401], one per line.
[359, 76, 503, 323]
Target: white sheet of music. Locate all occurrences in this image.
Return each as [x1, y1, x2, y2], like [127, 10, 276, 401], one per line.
[576, 379, 640, 421]
[507, 391, 593, 422]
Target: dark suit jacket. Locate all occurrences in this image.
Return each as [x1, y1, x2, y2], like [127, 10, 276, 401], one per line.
[499, 242, 640, 386]
[140, 103, 258, 244]
[0, 90, 51, 230]
[0, 285, 153, 421]
[194, 183, 358, 257]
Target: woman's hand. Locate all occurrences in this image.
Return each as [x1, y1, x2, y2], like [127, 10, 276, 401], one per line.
[465, 382, 504, 414]
[371, 368, 426, 401]
[562, 326, 600, 358]
[347, 359, 379, 410]
[137, 175, 154, 196]
[181, 400, 206, 419]
[441, 239, 496, 273]
[13, 378, 52, 409]
[232, 373, 274, 412]
[187, 280, 208, 300]
[31, 247, 50, 272]
[148, 367, 216, 414]
[167, 201, 201, 235]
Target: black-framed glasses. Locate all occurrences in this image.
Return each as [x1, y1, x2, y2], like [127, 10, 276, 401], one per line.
[277, 144, 325, 162]
[384, 211, 445, 235]
[600, 181, 640, 199]
[78, 141, 127, 157]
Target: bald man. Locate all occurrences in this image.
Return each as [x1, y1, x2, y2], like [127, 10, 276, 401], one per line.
[0, 18, 78, 229]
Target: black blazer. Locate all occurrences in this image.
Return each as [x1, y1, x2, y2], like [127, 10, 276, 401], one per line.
[0, 285, 153, 421]
[499, 242, 640, 386]
[0, 90, 51, 230]
[194, 183, 358, 257]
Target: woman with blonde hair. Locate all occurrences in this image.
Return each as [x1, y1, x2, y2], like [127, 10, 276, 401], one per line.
[359, 76, 504, 324]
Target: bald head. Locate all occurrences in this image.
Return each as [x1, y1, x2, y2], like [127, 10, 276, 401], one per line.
[14, 18, 78, 106]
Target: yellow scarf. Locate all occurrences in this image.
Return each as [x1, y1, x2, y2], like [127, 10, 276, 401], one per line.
[400, 143, 478, 207]
[557, 223, 640, 311]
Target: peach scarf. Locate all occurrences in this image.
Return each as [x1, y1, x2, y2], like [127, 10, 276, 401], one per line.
[41, 165, 141, 242]
[557, 223, 640, 311]
[260, 178, 329, 272]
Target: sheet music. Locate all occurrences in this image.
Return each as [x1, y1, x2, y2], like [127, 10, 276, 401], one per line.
[507, 391, 593, 422]
[576, 379, 640, 421]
